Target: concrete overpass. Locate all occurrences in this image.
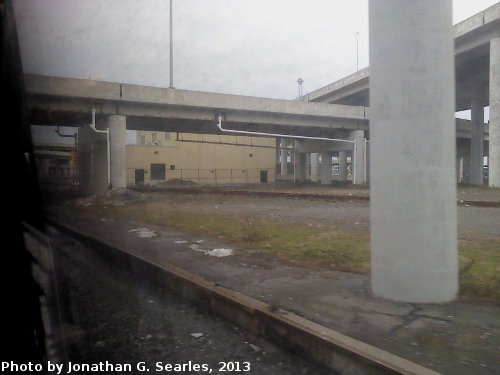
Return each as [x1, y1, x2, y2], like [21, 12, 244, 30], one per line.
[24, 4, 498, 191]
[26, 73, 486, 188]
[25, 74, 368, 139]
[25, 73, 374, 193]
[304, 3, 500, 187]
[304, 3, 500, 109]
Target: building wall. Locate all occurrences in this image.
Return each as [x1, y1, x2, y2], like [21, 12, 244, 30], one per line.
[127, 131, 276, 185]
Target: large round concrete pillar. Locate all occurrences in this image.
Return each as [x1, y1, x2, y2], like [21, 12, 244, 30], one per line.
[489, 37, 500, 187]
[338, 151, 348, 181]
[108, 115, 127, 189]
[310, 153, 319, 182]
[369, 0, 457, 302]
[469, 99, 484, 185]
[320, 151, 332, 185]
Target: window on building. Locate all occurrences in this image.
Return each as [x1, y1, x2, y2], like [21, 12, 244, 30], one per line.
[150, 163, 165, 180]
[165, 132, 171, 140]
[140, 135, 145, 145]
[152, 132, 157, 142]
[170, 165, 175, 170]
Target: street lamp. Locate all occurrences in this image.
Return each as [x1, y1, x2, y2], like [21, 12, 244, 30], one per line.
[169, 0, 174, 88]
[355, 31, 359, 71]
[297, 77, 304, 99]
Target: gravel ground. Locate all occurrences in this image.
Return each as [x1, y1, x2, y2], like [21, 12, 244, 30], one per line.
[141, 191, 500, 239]
[51, 228, 336, 375]
[141, 182, 500, 203]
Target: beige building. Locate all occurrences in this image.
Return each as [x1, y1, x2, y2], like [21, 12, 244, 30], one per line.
[126, 131, 276, 186]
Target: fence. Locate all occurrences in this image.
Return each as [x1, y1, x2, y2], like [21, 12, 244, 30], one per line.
[126, 167, 276, 187]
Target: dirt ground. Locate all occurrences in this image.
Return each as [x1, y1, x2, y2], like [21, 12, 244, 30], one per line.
[142, 182, 500, 203]
[133, 190, 500, 239]
[45, 186, 500, 375]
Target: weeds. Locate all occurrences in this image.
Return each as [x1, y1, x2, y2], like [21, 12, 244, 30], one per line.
[89, 203, 499, 305]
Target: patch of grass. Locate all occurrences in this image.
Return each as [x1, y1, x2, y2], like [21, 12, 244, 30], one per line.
[93, 203, 371, 274]
[458, 238, 500, 304]
[91, 203, 499, 304]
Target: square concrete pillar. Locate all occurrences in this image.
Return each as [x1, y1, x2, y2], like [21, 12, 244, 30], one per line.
[295, 152, 306, 182]
[77, 124, 110, 196]
[320, 151, 332, 185]
[92, 140, 109, 195]
[310, 153, 319, 182]
[305, 153, 311, 180]
[462, 151, 471, 184]
[338, 151, 348, 181]
[489, 37, 500, 187]
[107, 115, 127, 189]
[280, 138, 288, 176]
[350, 130, 365, 184]
[469, 98, 484, 185]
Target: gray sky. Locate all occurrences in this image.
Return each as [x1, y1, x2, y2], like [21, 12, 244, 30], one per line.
[14, 0, 499, 101]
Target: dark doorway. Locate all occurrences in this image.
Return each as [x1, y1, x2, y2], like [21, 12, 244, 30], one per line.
[150, 163, 166, 180]
[260, 170, 268, 183]
[135, 169, 145, 185]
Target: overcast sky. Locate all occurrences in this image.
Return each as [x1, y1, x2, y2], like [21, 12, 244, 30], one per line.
[14, 0, 499, 101]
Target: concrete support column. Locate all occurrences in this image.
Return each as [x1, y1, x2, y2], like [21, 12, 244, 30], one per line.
[107, 115, 127, 189]
[456, 153, 461, 183]
[305, 153, 311, 180]
[489, 37, 500, 187]
[92, 140, 109, 194]
[77, 127, 93, 196]
[310, 153, 319, 182]
[295, 152, 306, 182]
[320, 151, 332, 185]
[365, 140, 371, 184]
[463, 151, 470, 184]
[351, 130, 365, 184]
[280, 139, 288, 176]
[469, 98, 484, 185]
[338, 151, 348, 181]
[369, 0, 457, 302]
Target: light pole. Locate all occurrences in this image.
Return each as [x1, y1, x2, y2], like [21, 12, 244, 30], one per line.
[355, 31, 359, 71]
[297, 77, 304, 100]
[169, 0, 174, 88]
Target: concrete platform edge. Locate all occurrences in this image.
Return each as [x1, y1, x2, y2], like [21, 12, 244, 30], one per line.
[46, 217, 443, 375]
